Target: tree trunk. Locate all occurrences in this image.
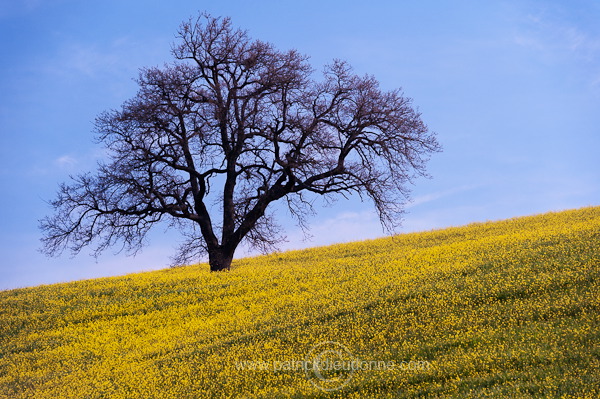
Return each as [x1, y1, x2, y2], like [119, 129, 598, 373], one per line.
[208, 246, 234, 271]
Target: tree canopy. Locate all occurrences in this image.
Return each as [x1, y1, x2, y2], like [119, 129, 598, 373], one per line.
[40, 13, 440, 271]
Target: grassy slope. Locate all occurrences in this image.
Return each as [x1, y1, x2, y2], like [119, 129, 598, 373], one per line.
[1, 207, 599, 398]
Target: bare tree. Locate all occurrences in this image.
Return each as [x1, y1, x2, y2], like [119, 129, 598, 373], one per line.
[40, 13, 440, 271]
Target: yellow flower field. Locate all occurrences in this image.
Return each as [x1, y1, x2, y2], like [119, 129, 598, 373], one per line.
[1, 206, 599, 398]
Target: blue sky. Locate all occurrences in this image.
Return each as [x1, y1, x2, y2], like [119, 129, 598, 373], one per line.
[1, 0, 598, 290]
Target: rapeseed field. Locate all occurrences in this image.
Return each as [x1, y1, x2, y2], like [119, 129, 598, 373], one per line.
[1, 206, 599, 398]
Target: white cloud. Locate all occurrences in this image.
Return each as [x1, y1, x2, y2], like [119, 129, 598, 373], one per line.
[514, 9, 600, 63]
[238, 185, 480, 257]
[511, 8, 600, 95]
[69, 45, 120, 77]
[0, 0, 43, 17]
[54, 155, 77, 169]
[41, 35, 166, 83]
[44, 41, 126, 79]
[274, 209, 384, 252]
[513, 33, 544, 50]
[406, 185, 477, 209]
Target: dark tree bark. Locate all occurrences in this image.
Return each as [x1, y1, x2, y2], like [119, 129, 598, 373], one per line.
[208, 246, 235, 272]
[40, 13, 440, 271]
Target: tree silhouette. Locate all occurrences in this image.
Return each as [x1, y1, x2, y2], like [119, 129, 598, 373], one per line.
[40, 13, 440, 271]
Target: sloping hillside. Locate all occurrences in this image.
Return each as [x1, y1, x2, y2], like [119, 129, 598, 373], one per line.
[1, 207, 599, 398]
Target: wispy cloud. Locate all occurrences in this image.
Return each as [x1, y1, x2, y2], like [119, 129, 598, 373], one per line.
[0, 0, 42, 17]
[406, 185, 477, 209]
[44, 39, 133, 79]
[54, 155, 77, 169]
[37, 36, 170, 101]
[67, 45, 120, 78]
[513, 6, 600, 88]
[245, 185, 480, 255]
[274, 209, 384, 252]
